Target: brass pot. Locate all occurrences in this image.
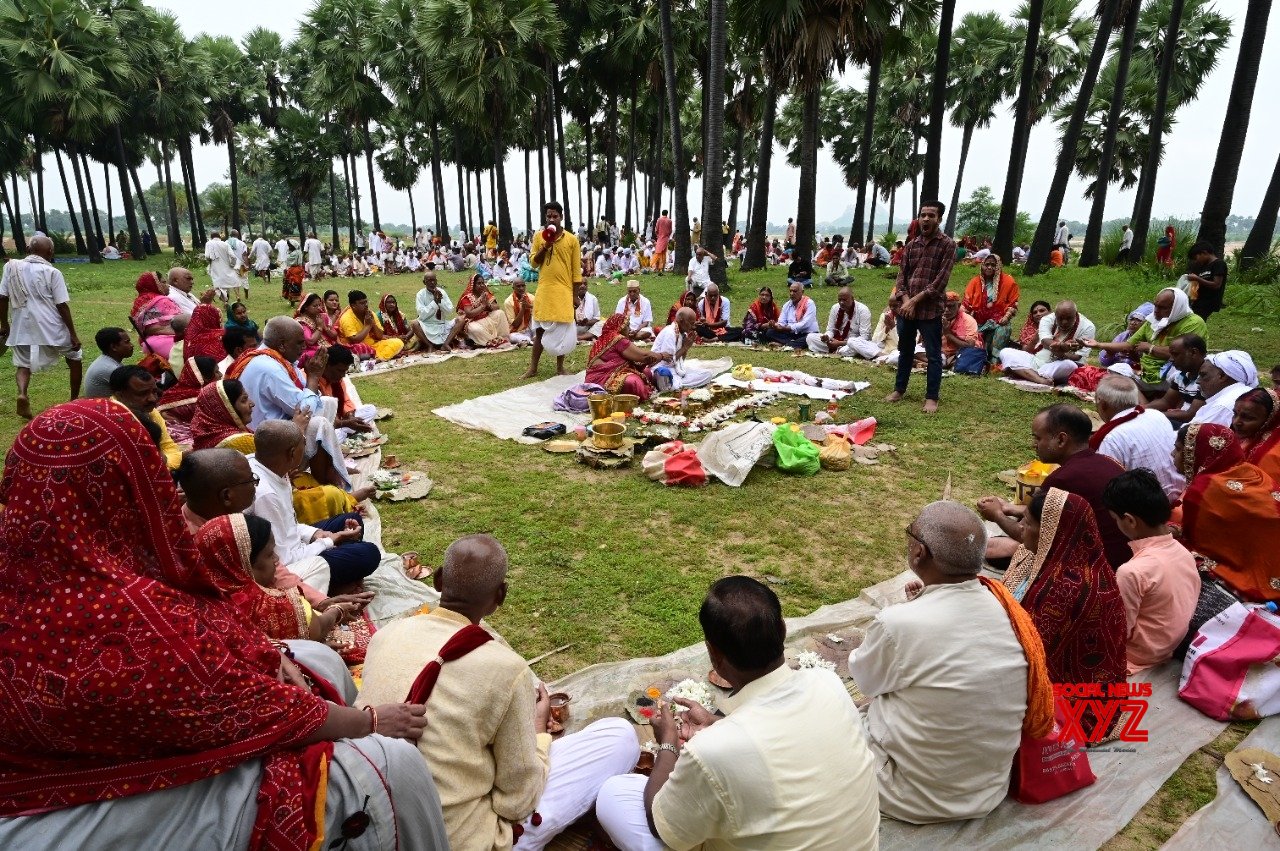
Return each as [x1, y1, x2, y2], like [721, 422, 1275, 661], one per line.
[591, 421, 626, 450]
[611, 393, 640, 416]
[588, 394, 613, 420]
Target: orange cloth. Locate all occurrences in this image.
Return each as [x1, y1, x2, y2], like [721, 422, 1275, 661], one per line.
[962, 272, 1020, 325]
[979, 576, 1054, 738]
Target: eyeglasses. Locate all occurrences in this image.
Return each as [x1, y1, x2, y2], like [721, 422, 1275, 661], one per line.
[905, 525, 925, 547]
[232, 474, 260, 488]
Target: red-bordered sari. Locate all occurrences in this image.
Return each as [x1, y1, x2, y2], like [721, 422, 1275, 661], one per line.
[1240, 388, 1280, 484]
[184, 303, 228, 361]
[585, 313, 654, 398]
[191, 379, 253, 451]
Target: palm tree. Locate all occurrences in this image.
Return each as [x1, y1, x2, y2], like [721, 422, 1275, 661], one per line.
[1195, 0, 1272, 253]
[1129, 0, 1186, 260]
[242, 28, 286, 129]
[920, 0, 956, 203]
[701, 0, 729, 282]
[943, 12, 1017, 235]
[1242, 150, 1280, 268]
[994, 0, 1045, 258]
[194, 35, 259, 234]
[1025, 0, 1124, 275]
[659, 0, 693, 270]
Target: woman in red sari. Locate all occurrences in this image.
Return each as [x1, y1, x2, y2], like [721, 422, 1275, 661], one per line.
[1175, 422, 1280, 603]
[157, 355, 222, 443]
[962, 254, 1020, 357]
[1003, 487, 1127, 735]
[1231, 387, 1280, 483]
[665, 290, 697, 327]
[0, 399, 446, 850]
[741, 286, 781, 343]
[378, 293, 421, 353]
[585, 313, 661, 399]
[191, 378, 256, 451]
[184, 301, 228, 361]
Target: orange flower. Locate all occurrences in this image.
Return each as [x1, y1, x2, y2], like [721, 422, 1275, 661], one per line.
[646, 686, 662, 700]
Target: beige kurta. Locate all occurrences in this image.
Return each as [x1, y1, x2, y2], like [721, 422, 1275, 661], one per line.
[357, 608, 551, 851]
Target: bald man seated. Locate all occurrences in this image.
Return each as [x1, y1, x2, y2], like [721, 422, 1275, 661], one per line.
[358, 535, 638, 851]
[848, 501, 1042, 823]
[246, 420, 380, 595]
[997, 300, 1096, 385]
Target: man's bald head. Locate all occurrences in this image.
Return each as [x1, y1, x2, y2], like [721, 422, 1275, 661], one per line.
[704, 283, 719, 297]
[439, 534, 509, 605]
[1054, 301, 1079, 324]
[914, 500, 987, 576]
[676, 306, 696, 331]
[167, 267, 194, 292]
[255, 420, 303, 466]
[177, 449, 254, 516]
[28, 234, 54, 260]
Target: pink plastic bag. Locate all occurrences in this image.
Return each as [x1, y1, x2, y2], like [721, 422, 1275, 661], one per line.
[1179, 603, 1280, 721]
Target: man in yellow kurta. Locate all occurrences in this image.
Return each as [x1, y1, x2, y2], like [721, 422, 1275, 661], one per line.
[523, 201, 582, 378]
[337, 289, 404, 361]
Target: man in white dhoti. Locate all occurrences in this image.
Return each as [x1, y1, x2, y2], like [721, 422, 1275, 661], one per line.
[251, 234, 272, 285]
[204, 232, 240, 302]
[413, 271, 458, 353]
[274, 234, 290, 266]
[303, 232, 324, 280]
[358, 535, 638, 850]
[574, 281, 601, 340]
[808, 286, 879, 359]
[0, 235, 83, 419]
[650, 307, 715, 391]
[226, 230, 248, 300]
[997, 300, 1096, 385]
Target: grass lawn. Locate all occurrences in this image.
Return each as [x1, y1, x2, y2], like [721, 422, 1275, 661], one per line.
[2, 252, 1276, 846]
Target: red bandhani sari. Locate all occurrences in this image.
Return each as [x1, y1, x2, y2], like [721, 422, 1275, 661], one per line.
[1003, 487, 1127, 734]
[379, 293, 412, 336]
[191, 380, 252, 450]
[185, 303, 228, 360]
[0, 399, 331, 850]
[586, 313, 653, 398]
[1179, 423, 1280, 602]
[157, 356, 217, 426]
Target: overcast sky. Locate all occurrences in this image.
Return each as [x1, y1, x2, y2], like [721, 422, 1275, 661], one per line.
[62, 0, 1276, 231]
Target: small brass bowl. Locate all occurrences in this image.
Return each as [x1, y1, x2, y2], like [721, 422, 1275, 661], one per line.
[590, 421, 626, 450]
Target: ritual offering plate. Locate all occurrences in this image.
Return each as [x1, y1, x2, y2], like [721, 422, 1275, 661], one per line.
[342, 434, 388, 458]
[543, 439, 580, 454]
[371, 470, 433, 501]
[576, 441, 634, 469]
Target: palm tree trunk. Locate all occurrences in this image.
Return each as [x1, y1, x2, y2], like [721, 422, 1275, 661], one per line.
[489, 168, 496, 227]
[179, 139, 202, 247]
[68, 148, 101, 262]
[726, 110, 747, 237]
[1130, 0, 1185, 261]
[743, 88, 777, 271]
[545, 75, 558, 204]
[79, 153, 104, 250]
[33, 137, 48, 232]
[430, 120, 447, 238]
[794, 86, 821, 258]
[869, 181, 878, 240]
[8, 174, 27, 254]
[945, 121, 975, 236]
[465, 168, 475, 238]
[1026, 0, 1119, 275]
[341, 149, 357, 246]
[888, 189, 896, 236]
[105, 162, 112, 240]
[493, 130, 513, 252]
[922, 0, 956, 201]
[553, 65, 571, 230]
[851, 53, 881, 245]
[349, 148, 364, 235]
[576, 170, 584, 226]
[131, 166, 159, 252]
[227, 137, 240, 233]
[115, 128, 145, 259]
[291, 195, 305, 242]
[584, 118, 594, 234]
[659, 0, 693, 270]
[746, 167, 755, 230]
[362, 121, 380, 231]
[307, 199, 316, 234]
[623, 85, 638, 231]
[524, 149, 533, 235]
[475, 168, 485, 235]
[329, 168, 341, 248]
[155, 155, 173, 250]
[1241, 148, 1280, 268]
[54, 148, 87, 255]
[994, 0, 1045, 258]
[911, 133, 920, 217]
[26, 173, 39, 236]
[535, 96, 546, 206]
[1081, 0, 1141, 267]
[702, 0, 729, 284]
[454, 152, 468, 240]
[1195, 0, 1271, 253]
[161, 140, 182, 252]
[605, 92, 618, 224]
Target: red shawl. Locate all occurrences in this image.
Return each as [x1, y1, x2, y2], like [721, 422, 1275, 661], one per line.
[227, 346, 304, 390]
[1089, 406, 1144, 451]
[1018, 314, 1045, 353]
[507, 290, 534, 333]
[158, 357, 216, 422]
[185, 304, 227, 360]
[378, 293, 410, 336]
[191, 380, 252, 450]
[0, 399, 329, 849]
[747, 297, 780, 326]
[832, 304, 856, 341]
[589, 313, 628, 365]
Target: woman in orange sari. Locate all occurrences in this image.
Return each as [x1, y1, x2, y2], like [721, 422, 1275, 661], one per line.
[0, 399, 446, 850]
[741, 286, 781, 343]
[962, 254, 1020, 358]
[1231, 387, 1280, 483]
[1175, 422, 1280, 603]
[455, 274, 510, 347]
[585, 314, 661, 399]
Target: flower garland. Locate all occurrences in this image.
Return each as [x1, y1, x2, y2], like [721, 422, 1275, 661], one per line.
[636, 389, 783, 432]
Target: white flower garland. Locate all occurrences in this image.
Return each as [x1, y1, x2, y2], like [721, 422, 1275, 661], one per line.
[665, 678, 717, 712]
[795, 650, 836, 672]
[637, 390, 783, 432]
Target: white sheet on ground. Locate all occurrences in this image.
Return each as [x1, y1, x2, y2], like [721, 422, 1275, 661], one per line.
[1164, 717, 1279, 848]
[548, 569, 1227, 848]
[716, 372, 870, 401]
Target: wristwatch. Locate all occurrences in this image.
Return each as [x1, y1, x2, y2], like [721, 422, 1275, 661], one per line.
[656, 743, 679, 756]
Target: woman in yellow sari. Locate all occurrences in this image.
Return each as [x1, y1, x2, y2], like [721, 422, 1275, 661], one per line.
[336, 289, 404, 361]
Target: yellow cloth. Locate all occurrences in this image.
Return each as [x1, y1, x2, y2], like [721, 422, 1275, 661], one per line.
[291, 471, 357, 525]
[217, 432, 257, 454]
[531, 231, 580, 323]
[357, 607, 551, 851]
[147, 410, 183, 470]
[338, 308, 405, 361]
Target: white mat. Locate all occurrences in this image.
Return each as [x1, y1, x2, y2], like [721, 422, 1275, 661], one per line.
[349, 341, 520, 380]
[548, 569, 1227, 849]
[715, 371, 870, 401]
[1164, 717, 1278, 848]
[432, 359, 735, 444]
[998, 376, 1094, 401]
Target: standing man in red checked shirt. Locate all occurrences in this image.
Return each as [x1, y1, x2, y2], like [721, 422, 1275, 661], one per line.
[885, 201, 956, 414]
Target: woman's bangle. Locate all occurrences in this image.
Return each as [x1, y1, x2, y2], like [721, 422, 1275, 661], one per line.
[363, 705, 378, 736]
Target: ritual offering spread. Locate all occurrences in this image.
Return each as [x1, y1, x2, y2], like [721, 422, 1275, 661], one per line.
[341, 433, 388, 458]
[370, 469, 434, 501]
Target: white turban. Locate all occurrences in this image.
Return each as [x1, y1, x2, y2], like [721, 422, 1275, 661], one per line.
[1147, 287, 1192, 335]
[1106, 363, 1135, 378]
[1206, 350, 1259, 387]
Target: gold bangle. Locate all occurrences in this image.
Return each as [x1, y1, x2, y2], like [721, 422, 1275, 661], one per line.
[363, 704, 378, 735]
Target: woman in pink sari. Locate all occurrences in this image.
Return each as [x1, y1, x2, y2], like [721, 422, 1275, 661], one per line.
[294, 292, 350, 363]
[585, 313, 661, 399]
[130, 272, 182, 359]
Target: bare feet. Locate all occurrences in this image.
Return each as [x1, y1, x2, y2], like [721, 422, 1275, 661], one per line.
[555, 368, 569, 376]
[520, 368, 539, 379]
[923, 399, 939, 414]
[884, 391, 904, 403]
[16, 396, 32, 420]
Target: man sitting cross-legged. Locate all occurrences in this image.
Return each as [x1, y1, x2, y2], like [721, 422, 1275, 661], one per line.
[807, 285, 878, 359]
[247, 420, 380, 595]
[849, 501, 1053, 824]
[595, 576, 879, 850]
[997, 300, 1096, 385]
[357, 535, 638, 851]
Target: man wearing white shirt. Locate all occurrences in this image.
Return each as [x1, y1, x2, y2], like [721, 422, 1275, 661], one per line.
[1093, 375, 1185, 498]
[251, 234, 273, 284]
[997, 300, 1096, 385]
[0, 235, 83, 418]
[247, 420, 379, 594]
[204, 231, 241, 302]
[685, 245, 716, 295]
[574, 281, 601, 340]
[762, 281, 819, 348]
[807, 286, 878, 358]
[1053, 220, 1070, 259]
[615, 280, 654, 340]
[1191, 350, 1258, 427]
[368, 230, 382, 258]
[1117, 224, 1134, 263]
[650, 308, 715, 390]
[303, 232, 324, 280]
[226, 229, 248, 300]
[693, 283, 741, 341]
[275, 235, 291, 266]
[165, 267, 201, 316]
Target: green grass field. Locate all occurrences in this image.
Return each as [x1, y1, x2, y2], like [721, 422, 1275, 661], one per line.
[1, 252, 1274, 845]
